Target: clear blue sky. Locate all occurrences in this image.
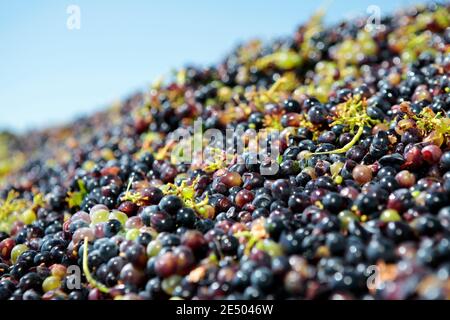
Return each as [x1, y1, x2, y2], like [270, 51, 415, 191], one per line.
[0, 0, 422, 132]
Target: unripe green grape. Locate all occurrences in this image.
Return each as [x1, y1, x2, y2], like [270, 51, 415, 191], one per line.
[11, 244, 28, 264]
[126, 228, 140, 241]
[380, 209, 401, 223]
[109, 210, 128, 225]
[90, 210, 109, 225]
[146, 240, 162, 257]
[42, 276, 61, 292]
[20, 209, 37, 225]
[162, 275, 182, 295]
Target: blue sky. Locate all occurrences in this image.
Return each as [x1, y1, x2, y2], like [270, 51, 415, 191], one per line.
[0, 0, 422, 132]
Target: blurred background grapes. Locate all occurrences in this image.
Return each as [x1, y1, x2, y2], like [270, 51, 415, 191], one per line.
[0, 0, 421, 132]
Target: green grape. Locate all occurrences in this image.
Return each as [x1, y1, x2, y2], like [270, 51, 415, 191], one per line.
[109, 210, 128, 225]
[338, 210, 358, 229]
[42, 276, 61, 292]
[161, 275, 182, 295]
[146, 240, 162, 257]
[11, 244, 28, 264]
[380, 209, 401, 222]
[255, 239, 283, 257]
[90, 210, 109, 225]
[126, 228, 140, 241]
[20, 209, 37, 225]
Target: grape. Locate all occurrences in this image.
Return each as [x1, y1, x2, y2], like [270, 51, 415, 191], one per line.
[70, 211, 91, 224]
[118, 201, 138, 217]
[421, 145, 442, 164]
[404, 146, 424, 169]
[322, 192, 347, 214]
[440, 152, 450, 171]
[307, 105, 327, 124]
[20, 209, 37, 225]
[42, 276, 61, 292]
[90, 204, 109, 214]
[140, 187, 164, 205]
[150, 211, 175, 232]
[103, 219, 122, 237]
[250, 267, 274, 292]
[119, 263, 145, 287]
[0, 238, 15, 260]
[283, 99, 301, 113]
[352, 165, 372, 184]
[159, 195, 183, 215]
[10, 244, 28, 264]
[154, 252, 177, 278]
[284, 271, 303, 295]
[235, 189, 255, 207]
[173, 245, 195, 275]
[219, 172, 243, 188]
[176, 208, 196, 228]
[136, 232, 152, 247]
[72, 227, 95, 245]
[161, 275, 183, 295]
[380, 209, 401, 222]
[146, 240, 163, 257]
[0, 2, 448, 301]
[395, 170, 416, 188]
[108, 210, 128, 225]
[125, 216, 143, 230]
[98, 241, 119, 261]
[90, 210, 109, 225]
[270, 179, 291, 201]
[125, 243, 147, 268]
[338, 210, 358, 229]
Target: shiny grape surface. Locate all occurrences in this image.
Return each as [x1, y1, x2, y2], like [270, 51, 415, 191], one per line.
[0, 3, 450, 300]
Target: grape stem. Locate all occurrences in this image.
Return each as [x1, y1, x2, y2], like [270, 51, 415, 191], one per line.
[305, 125, 364, 158]
[262, 77, 287, 103]
[83, 236, 110, 294]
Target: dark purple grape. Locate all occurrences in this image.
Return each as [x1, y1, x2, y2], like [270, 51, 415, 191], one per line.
[159, 195, 183, 215]
[150, 211, 175, 232]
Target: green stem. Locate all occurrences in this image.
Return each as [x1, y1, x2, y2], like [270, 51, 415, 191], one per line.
[245, 237, 258, 256]
[263, 77, 287, 103]
[83, 236, 110, 294]
[307, 126, 364, 158]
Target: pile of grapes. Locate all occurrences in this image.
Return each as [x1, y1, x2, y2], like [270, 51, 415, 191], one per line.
[1, 3, 450, 300]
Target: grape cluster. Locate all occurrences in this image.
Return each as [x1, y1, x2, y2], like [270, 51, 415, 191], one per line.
[0, 3, 450, 300]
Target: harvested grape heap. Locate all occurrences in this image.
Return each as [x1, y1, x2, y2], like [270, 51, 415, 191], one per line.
[1, 3, 450, 300]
